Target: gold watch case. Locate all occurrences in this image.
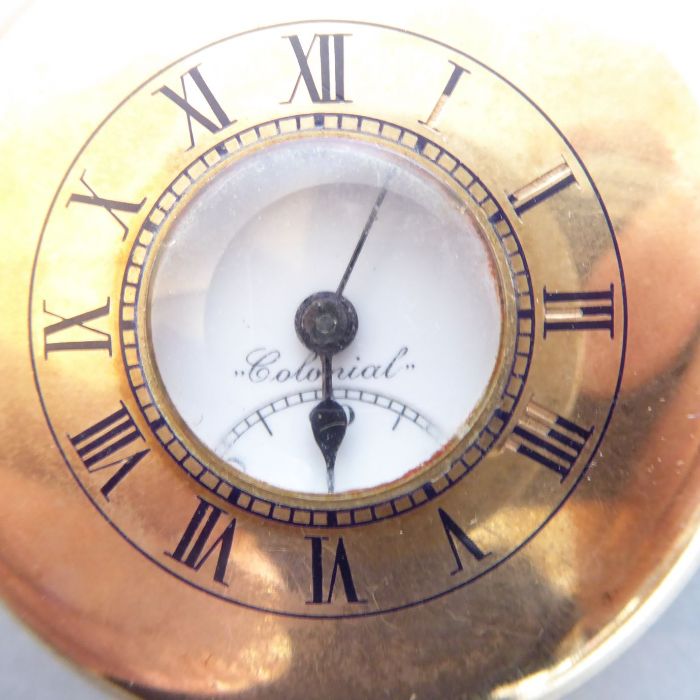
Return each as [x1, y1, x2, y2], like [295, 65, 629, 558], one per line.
[0, 1, 698, 698]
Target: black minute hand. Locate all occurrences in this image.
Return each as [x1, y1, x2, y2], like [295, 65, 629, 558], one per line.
[336, 177, 392, 296]
[294, 173, 393, 492]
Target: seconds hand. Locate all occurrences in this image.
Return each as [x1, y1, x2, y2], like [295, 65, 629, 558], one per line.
[294, 174, 393, 492]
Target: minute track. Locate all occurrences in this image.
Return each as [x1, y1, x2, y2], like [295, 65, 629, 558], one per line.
[119, 112, 535, 527]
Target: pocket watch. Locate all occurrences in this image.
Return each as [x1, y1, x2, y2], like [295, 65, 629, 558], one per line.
[1, 1, 699, 698]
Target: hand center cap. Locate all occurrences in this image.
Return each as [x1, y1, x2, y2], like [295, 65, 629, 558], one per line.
[294, 291, 358, 355]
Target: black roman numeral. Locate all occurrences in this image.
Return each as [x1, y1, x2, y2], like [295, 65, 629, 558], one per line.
[69, 402, 148, 499]
[419, 61, 470, 129]
[43, 299, 111, 358]
[167, 498, 236, 586]
[490, 162, 576, 223]
[67, 171, 146, 241]
[543, 285, 615, 337]
[439, 508, 490, 575]
[156, 66, 234, 150]
[508, 162, 576, 216]
[306, 536, 366, 604]
[283, 34, 349, 104]
[505, 401, 593, 480]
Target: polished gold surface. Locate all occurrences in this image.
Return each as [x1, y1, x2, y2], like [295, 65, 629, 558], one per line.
[26, 17, 625, 618]
[0, 1, 699, 698]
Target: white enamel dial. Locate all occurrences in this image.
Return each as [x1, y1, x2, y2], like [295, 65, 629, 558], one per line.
[149, 137, 502, 493]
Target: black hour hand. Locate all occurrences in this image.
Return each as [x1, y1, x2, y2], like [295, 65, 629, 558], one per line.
[309, 398, 348, 493]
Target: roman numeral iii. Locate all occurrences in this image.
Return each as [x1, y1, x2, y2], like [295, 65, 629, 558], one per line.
[543, 285, 615, 337]
[283, 34, 349, 104]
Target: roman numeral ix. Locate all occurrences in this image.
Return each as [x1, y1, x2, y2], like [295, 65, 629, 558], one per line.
[43, 299, 111, 358]
[283, 34, 349, 104]
[69, 402, 148, 499]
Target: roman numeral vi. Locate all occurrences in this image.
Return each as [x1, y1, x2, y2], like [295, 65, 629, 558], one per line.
[306, 536, 366, 604]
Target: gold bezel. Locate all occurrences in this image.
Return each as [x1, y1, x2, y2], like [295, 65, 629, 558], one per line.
[133, 117, 521, 514]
